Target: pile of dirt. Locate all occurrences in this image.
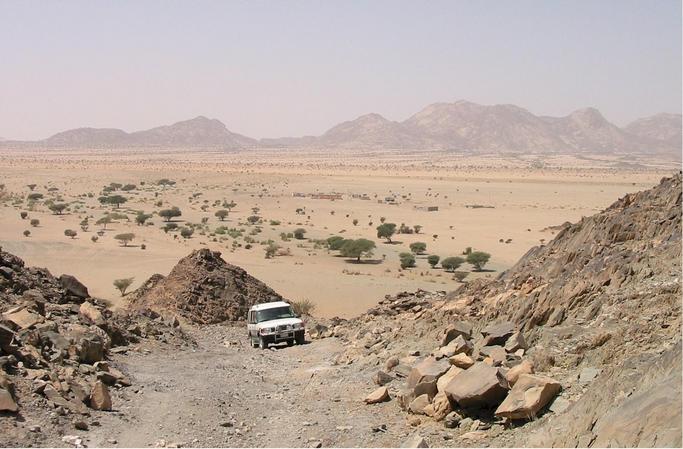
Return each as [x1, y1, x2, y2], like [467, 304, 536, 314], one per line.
[127, 249, 285, 324]
[318, 174, 681, 447]
[0, 250, 190, 447]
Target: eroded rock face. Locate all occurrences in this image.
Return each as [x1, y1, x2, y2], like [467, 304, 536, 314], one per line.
[444, 362, 509, 408]
[495, 374, 561, 419]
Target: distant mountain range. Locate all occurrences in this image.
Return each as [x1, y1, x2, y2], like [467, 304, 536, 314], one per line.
[2, 101, 680, 155]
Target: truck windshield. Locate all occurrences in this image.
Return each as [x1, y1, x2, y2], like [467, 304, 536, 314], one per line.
[256, 306, 295, 323]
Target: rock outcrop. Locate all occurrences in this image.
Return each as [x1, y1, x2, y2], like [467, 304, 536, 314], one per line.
[127, 249, 285, 324]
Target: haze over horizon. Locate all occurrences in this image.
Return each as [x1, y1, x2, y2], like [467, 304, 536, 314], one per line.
[1, 0, 681, 141]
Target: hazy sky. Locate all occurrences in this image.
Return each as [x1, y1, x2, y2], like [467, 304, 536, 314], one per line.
[1, 0, 681, 140]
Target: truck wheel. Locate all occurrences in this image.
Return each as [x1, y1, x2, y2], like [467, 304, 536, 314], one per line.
[251, 337, 258, 348]
[259, 337, 267, 350]
[295, 333, 305, 345]
[286, 339, 294, 347]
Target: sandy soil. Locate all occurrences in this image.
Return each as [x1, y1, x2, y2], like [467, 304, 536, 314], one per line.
[0, 148, 677, 317]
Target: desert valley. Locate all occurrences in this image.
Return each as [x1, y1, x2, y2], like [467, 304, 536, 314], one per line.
[0, 2, 681, 447]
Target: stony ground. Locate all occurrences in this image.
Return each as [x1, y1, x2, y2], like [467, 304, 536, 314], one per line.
[75, 325, 439, 448]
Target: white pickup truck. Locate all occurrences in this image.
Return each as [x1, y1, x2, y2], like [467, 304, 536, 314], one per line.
[247, 301, 305, 349]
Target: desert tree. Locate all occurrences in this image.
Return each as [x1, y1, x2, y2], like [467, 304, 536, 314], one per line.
[96, 215, 113, 230]
[26, 184, 37, 191]
[441, 256, 465, 272]
[135, 212, 152, 226]
[326, 236, 347, 251]
[30, 218, 39, 227]
[467, 251, 491, 271]
[114, 233, 135, 247]
[113, 277, 134, 296]
[215, 209, 229, 221]
[159, 207, 182, 222]
[23, 230, 30, 237]
[427, 255, 440, 268]
[376, 223, 397, 243]
[49, 203, 68, 215]
[399, 252, 416, 269]
[413, 225, 422, 234]
[340, 238, 376, 262]
[20, 211, 28, 219]
[409, 242, 427, 255]
[294, 228, 306, 240]
[180, 227, 194, 239]
[64, 229, 77, 239]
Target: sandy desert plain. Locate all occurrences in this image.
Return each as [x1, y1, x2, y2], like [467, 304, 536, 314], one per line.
[0, 147, 678, 318]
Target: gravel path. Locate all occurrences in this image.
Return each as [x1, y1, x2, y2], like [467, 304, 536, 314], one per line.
[83, 325, 418, 448]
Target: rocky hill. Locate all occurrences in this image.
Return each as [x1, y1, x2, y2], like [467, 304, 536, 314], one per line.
[4, 101, 680, 155]
[624, 112, 683, 148]
[0, 249, 190, 446]
[262, 101, 681, 155]
[43, 116, 256, 149]
[126, 249, 284, 324]
[311, 174, 681, 447]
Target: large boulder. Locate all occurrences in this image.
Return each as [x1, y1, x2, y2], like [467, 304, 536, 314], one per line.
[59, 274, 89, 299]
[504, 331, 528, 353]
[444, 362, 509, 408]
[439, 321, 473, 346]
[479, 345, 507, 366]
[423, 391, 452, 421]
[437, 366, 463, 393]
[505, 360, 534, 386]
[481, 321, 515, 346]
[495, 374, 561, 419]
[407, 357, 451, 390]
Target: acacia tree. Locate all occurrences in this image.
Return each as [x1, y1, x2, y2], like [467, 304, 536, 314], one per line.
[409, 242, 427, 255]
[49, 203, 68, 215]
[113, 277, 134, 296]
[215, 209, 229, 221]
[64, 229, 77, 239]
[441, 256, 465, 272]
[467, 251, 491, 271]
[159, 207, 182, 222]
[427, 255, 440, 268]
[340, 238, 375, 262]
[114, 233, 135, 247]
[376, 223, 397, 243]
[96, 216, 113, 230]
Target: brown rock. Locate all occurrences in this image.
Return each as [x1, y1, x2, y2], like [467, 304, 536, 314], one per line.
[449, 353, 475, 369]
[364, 386, 390, 404]
[444, 362, 509, 408]
[401, 433, 429, 448]
[439, 321, 473, 346]
[59, 274, 90, 299]
[504, 331, 528, 353]
[385, 356, 399, 371]
[409, 394, 431, 414]
[2, 308, 43, 330]
[373, 370, 394, 386]
[479, 345, 507, 365]
[505, 360, 534, 386]
[406, 357, 450, 390]
[423, 391, 451, 421]
[79, 302, 104, 326]
[495, 374, 561, 419]
[89, 381, 112, 411]
[437, 366, 463, 393]
[481, 322, 515, 346]
[0, 389, 18, 412]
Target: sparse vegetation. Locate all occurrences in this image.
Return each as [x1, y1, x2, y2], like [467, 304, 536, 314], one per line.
[376, 223, 397, 243]
[409, 242, 427, 255]
[64, 229, 77, 239]
[427, 254, 440, 268]
[114, 233, 135, 247]
[467, 251, 491, 271]
[399, 252, 416, 269]
[113, 277, 134, 296]
[441, 256, 465, 272]
[340, 238, 376, 262]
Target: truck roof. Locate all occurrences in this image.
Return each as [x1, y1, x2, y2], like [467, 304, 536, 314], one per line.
[249, 301, 291, 312]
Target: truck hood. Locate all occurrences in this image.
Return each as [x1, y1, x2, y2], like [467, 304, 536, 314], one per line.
[256, 317, 303, 328]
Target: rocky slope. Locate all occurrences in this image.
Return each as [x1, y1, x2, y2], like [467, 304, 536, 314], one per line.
[0, 250, 191, 447]
[309, 174, 682, 447]
[127, 249, 284, 324]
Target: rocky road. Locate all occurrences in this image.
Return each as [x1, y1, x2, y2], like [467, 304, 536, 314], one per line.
[83, 325, 421, 448]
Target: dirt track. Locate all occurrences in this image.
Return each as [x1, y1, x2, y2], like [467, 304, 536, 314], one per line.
[83, 325, 420, 448]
